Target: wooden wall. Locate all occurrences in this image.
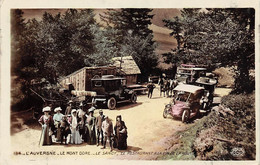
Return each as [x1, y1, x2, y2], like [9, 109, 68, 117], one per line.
[125, 75, 138, 85]
[60, 66, 117, 91]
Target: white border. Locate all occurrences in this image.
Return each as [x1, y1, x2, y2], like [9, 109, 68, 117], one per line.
[1, 0, 259, 165]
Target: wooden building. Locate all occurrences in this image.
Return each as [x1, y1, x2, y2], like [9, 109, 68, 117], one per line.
[113, 56, 141, 85]
[60, 66, 117, 91]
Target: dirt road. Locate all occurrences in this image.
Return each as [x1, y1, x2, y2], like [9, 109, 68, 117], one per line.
[11, 86, 231, 160]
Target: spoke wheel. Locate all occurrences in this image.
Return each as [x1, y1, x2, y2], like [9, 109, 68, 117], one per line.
[130, 93, 137, 103]
[182, 110, 190, 123]
[107, 97, 116, 110]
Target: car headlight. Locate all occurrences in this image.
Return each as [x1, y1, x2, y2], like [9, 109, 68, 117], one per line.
[165, 104, 171, 108]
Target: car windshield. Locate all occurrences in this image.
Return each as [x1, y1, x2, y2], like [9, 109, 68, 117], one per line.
[175, 92, 191, 102]
[104, 80, 121, 91]
[121, 79, 127, 86]
[178, 69, 192, 74]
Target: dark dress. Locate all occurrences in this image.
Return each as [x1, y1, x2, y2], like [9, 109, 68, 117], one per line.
[114, 121, 128, 150]
[60, 119, 70, 144]
[85, 116, 96, 145]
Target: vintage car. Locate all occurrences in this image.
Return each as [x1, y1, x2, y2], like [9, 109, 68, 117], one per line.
[176, 66, 207, 84]
[163, 84, 205, 123]
[91, 75, 137, 110]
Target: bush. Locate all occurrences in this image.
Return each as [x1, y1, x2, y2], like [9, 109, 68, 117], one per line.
[194, 92, 255, 160]
[220, 93, 255, 159]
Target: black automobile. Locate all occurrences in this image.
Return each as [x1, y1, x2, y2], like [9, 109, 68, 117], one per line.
[91, 75, 137, 110]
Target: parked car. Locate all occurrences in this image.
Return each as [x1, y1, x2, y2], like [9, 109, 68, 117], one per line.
[91, 75, 137, 110]
[176, 67, 207, 84]
[195, 77, 218, 110]
[163, 84, 205, 123]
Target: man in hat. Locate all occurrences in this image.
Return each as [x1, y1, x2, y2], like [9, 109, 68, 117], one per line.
[147, 80, 156, 99]
[65, 100, 73, 116]
[101, 116, 113, 151]
[95, 110, 105, 146]
[53, 107, 64, 142]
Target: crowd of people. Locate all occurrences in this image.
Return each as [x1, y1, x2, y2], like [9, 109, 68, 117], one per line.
[38, 102, 128, 151]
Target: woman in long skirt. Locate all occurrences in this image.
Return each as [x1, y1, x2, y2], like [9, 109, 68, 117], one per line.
[85, 109, 96, 145]
[114, 115, 128, 150]
[38, 106, 54, 146]
[69, 109, 82, 144]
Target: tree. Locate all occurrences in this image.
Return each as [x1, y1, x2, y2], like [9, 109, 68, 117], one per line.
[11, 9, 115, 110]
[121, 32, 158, 80]
[100, 8, 158, 80]
[163, 16, 183, 50]
[11, 9, 26, 76]
[163, 8, 255, 93]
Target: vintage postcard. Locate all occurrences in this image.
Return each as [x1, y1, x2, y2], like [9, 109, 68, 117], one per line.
[1, 0, 259, 165]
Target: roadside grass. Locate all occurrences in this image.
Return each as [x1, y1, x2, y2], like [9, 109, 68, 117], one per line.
[158, 112, 215, 160]
[158, 92, 255, 160]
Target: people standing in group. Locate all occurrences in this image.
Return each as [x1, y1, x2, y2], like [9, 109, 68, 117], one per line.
[38, 106, 54, 146]
[147, 80, 156, 99]
[77, 102, 86, 140]
[85, 108, 96, 145]
[65, 100, 73, 116]
[114, 115, 128, 150]
[101, 116, 113, 151]
[69, 109, 82, 144]
[95, 110, 105, 146]
[53, 107, 64, 142]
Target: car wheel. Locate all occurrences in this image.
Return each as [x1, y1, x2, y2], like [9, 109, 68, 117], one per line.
[107, 97, 116, 110]
[182, 109, 190, 123]
[130, 93, 137, 103]
[163, 106, 170, 118]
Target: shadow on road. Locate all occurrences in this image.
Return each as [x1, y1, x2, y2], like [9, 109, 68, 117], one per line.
[112, 102, 142, 111]
[113, 145, 142, 152]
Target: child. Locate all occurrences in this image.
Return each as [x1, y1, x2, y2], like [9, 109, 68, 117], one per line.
[60, 115, 70, 145]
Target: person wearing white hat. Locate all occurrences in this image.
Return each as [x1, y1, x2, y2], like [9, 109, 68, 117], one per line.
[69, 109, 82, 144]
[38, 106, 54, 146]
[53, 107, 64, 142]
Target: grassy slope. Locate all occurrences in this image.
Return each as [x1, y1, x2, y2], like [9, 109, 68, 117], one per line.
[158, 92, 255, 160]
[157, 112, 216, 160]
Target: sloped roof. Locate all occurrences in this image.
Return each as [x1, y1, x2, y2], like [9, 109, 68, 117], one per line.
[174, 84, 204, 93]
[112, 56, 141, 75]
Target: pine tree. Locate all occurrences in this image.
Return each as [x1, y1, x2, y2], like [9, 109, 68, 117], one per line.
[100, 8, 158, 80]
